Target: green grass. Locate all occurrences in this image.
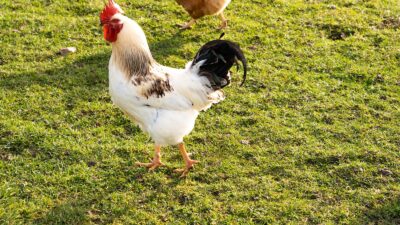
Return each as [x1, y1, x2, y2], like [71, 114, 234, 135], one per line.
[1, 0, 399, 224]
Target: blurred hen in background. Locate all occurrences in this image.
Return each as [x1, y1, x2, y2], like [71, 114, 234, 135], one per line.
[176, 0, 231, 29]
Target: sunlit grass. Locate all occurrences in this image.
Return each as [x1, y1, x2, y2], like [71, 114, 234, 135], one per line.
[0, 0, 399, 224]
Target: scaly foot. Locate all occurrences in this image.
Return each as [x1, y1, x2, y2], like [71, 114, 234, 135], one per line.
[174, 159, 199, 177]
[177, 23, 192, 30]
[177, 18, 196, 30]
[135, 159, 164, 171]
[218, 20, 228, 30]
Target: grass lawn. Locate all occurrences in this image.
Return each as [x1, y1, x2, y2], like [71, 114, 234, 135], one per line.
[1, 0, 399, 224]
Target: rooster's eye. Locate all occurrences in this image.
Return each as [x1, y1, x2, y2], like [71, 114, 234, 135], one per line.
[111, 19, 120, 23]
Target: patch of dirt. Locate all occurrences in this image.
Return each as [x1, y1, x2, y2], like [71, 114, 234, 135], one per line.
[379, 17, 400, 30]
[320, 24, 356, 40]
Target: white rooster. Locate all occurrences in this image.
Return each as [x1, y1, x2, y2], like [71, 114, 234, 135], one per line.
[100, 0, 247, 177]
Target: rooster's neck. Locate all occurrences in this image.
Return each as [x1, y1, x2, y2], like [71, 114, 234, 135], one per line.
[111, 18, 155, 80]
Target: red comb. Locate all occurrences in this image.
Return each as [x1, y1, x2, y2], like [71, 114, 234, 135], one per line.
[100, 0, 123, 24]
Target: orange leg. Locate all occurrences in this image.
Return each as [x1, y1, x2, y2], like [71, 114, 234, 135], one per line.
[218, 12, 228, 29]
[174, 143, 199, 177]
[135, 145, 164, 171]
[178, 18, 196, 29]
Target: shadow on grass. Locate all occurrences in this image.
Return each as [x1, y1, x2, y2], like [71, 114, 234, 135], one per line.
[150, 30, 223, 63]
[0, 52, 110, 92]
[0, 52, 112, 161]
[151, 31, 189, 60]
[33, 201, 91, 225]
[359, 197, 400, 225]
[31, 169, 186, 224]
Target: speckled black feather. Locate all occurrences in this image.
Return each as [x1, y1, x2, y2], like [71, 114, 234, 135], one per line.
[192, 40, 247, 90]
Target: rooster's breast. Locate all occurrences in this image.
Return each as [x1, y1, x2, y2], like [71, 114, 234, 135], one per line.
[108, 62, 200, 146]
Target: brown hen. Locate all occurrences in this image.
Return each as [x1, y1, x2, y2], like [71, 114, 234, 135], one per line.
[176, 0, 231, 29]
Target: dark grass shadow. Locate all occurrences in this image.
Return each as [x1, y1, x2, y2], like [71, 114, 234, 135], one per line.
[0, 52, 110, 92]
[149, 30, 226, 64]
[30, 172, 186, 224]
[150, 31, 196, 62]
[33, 201, 91, 225]
[0, 52, 112, 160]
[358, 197, 400, 225]
[30, 167, 173, 224]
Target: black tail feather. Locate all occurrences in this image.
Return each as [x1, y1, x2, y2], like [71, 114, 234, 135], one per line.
[192, 39, 247, 90]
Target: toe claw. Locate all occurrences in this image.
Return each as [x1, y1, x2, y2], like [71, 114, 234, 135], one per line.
[135, 160, 164, 170]
[135, 162, 150, 167]
[174, 168, 189, 178]
[180, 168, 192, 178]
[149, 166, 156, 171]
[149, 162, 164, 171]
[176, 23, 193, 30]
[174, 160, 198, 178]
[180, 25, 191, 30]
[173, 168, 184, 173]
[218, 21, 228, 30]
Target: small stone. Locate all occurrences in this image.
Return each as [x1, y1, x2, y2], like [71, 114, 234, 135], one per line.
[248, 45, 257, 51]
[160, 214, 168, 222]
[29, 149, 37, 158]
[87, 161, 97, 167]
[354, 167, 364, 173]
[58, 47, 77, 56]
[0, 153, 12, 161]
[378, 168, 393, 176]
[87, 209, 100, 217]
[328, 4, 337, 9]
[374, 74, 384, 83]
[241, 140, 250, 145]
